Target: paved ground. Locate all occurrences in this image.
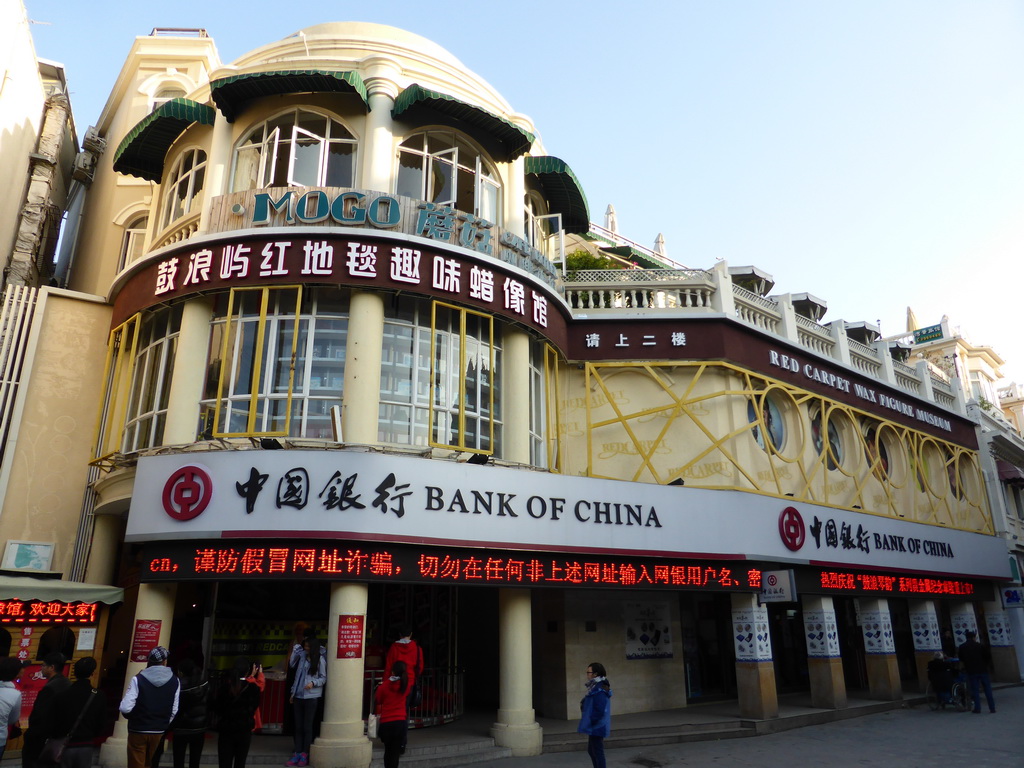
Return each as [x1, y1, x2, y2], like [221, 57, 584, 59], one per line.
[461, 685, 1024, 768]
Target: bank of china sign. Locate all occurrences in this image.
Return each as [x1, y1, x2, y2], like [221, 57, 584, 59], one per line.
[129, 451, 1008, 581]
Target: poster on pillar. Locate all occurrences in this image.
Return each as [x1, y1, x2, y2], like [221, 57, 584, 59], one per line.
[624, 602, 673, 660]
[986, 612, 1012, 648]
[802, 611, 840, 658]
[909, 609, 940, 652]
[859, 611, 894, 654]
[337, 615, 364, 659]
[732, 607, 771, 662]
[131, 620, 162, 662]
[951, 612, 976, 649]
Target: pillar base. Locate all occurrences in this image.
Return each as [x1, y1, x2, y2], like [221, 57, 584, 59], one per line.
[490, 721, 543, 757]
[99, 736, 128, 768]
[807, 657, 847, 709]
[865, 654, 902, 701]
[309, 737, 373, 768]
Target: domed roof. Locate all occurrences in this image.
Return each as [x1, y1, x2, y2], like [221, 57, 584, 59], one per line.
[286, 22, 464, 68]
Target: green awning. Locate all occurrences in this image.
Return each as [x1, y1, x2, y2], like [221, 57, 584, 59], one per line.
[210, 69, 369, 122]
[0, 575, 124, 604]
[524, 155, 591, 234]
[113, 98, 216, 182]
[392, 83, 535, 161]
[600, 245, 669, 270]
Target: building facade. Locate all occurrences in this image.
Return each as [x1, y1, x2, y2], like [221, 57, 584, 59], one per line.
[0, 22, 1015, 768]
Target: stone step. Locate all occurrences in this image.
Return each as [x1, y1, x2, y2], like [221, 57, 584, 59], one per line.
[542, 723, 755, 754]
[370, 738, 512, 768]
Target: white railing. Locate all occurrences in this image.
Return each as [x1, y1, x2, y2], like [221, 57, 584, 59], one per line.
[848, 338, 882, 377]
[733, 285, 780, 333]
[562, 269, 715, 311]
[892, 359, 921, 394]
[150, 212, 201, 252]
[795, 315, 835, 357]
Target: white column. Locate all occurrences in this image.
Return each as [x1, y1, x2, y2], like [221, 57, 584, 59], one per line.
[505, 156, 526, 238]
[309, 582, 373, 768]
[501, 328, 531, 464]
[198, 115, 234, 232]
[490, 588, 542, 756]
[98, 583, 177, 768]
[341, 291, 384, 444]
[361, 62, 400, 193]
[163, 297, 214, 444]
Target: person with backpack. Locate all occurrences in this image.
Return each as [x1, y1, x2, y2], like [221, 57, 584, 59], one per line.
[168, 659, 209, 768]
[119, 647, 180, 768]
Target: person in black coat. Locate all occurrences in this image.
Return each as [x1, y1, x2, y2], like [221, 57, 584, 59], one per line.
[958, 630, 996, 714]
[169, 660, 208, 768]
[49, 657, 106, 768]
[214, 658, 261, 768]
[24, 652, 71, 768]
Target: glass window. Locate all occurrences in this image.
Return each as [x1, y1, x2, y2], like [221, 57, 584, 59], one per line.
[379, 297, 502, 454]
[231, 109, 357, 192]
[201, 288, 350, 439]
[152, 86, 186, 110]
[122, 306, 182, 452]
[160, 148, 207, 230]
[749, 394, 785, 453]
[118, 215, 148, 271]
[396, 132, 501, 223]
[92, 315, 143, 464]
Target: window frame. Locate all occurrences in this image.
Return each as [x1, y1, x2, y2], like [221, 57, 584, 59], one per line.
[428, 301, 496, 454]
[211, 285, 303, 438]
[159, 148, 207, 231]
[397, 131, 502, 223]
[91, 315, 143, 465]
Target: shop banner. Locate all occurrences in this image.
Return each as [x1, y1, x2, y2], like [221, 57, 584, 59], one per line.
[129, 451, 1011, 581]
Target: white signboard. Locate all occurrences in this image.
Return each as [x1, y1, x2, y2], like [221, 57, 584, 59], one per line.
[624, 602, 673, 660]
[909, 609, 941, 652]
[986, 612, 1013, 648]
[860, 610, 895, 654]
[760, 570, 796, 602]
[128, 451, 1010, 579]
[803, 609, 840, 658]
[732, 606, 772, 662]
[1000, 586, 1024, 610]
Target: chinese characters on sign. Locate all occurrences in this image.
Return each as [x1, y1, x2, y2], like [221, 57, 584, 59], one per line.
[337, 615, 364, 659]
[0, 600, 98, 624]
[584, 331, 688, 350]
[142, 541, 763, 593]
[151, 237, 552, 331]
[817, 570, 975, 596]
[130, 619, 162, 662]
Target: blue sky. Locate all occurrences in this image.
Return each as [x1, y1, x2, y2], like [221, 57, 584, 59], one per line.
[24, 0, 1024, 380]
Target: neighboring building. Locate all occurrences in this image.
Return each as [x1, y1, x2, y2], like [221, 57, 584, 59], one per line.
[0, 0, 123, 746]
[0, 22, 1014, 768]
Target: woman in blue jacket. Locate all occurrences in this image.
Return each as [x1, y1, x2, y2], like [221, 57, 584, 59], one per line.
[577, 662, 612, 768]
[287, 637, 326, 767]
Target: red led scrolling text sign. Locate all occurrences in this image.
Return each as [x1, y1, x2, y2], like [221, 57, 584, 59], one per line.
[0, 601, 98, 624]
[147, 545, 763, 591]
[819, 571, 975, 596]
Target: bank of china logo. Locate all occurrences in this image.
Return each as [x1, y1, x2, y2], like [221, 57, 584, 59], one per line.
[162, 465, 213, 521]
[778, 506, 805, 552]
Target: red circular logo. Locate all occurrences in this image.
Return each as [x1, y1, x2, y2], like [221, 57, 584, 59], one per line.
[162, 465, 213, 521]
[778, 506, 805, 551]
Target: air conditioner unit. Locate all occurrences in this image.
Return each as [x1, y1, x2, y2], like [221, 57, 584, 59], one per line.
[82, 126, 107, 155]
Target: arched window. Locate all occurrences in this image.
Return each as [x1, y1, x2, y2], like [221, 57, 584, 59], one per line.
[152, 85, 186, 110]
[396, 131, 500, 223]
[231, 109, 357, 192]
[160, 148, 207, 230]
[118, 214, 148, 271]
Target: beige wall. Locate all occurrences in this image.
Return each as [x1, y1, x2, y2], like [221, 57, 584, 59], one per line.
[0, 291, 112, 576]
[0, 1, 47, 265]
[536, 589, 686, 719]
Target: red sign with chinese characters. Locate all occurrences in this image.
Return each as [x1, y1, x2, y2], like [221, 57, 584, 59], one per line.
[0, 600, 99, 624]
[130, 619, 162, 662]
[337, 615, 364, 659]
[796, 568, 991, 600]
